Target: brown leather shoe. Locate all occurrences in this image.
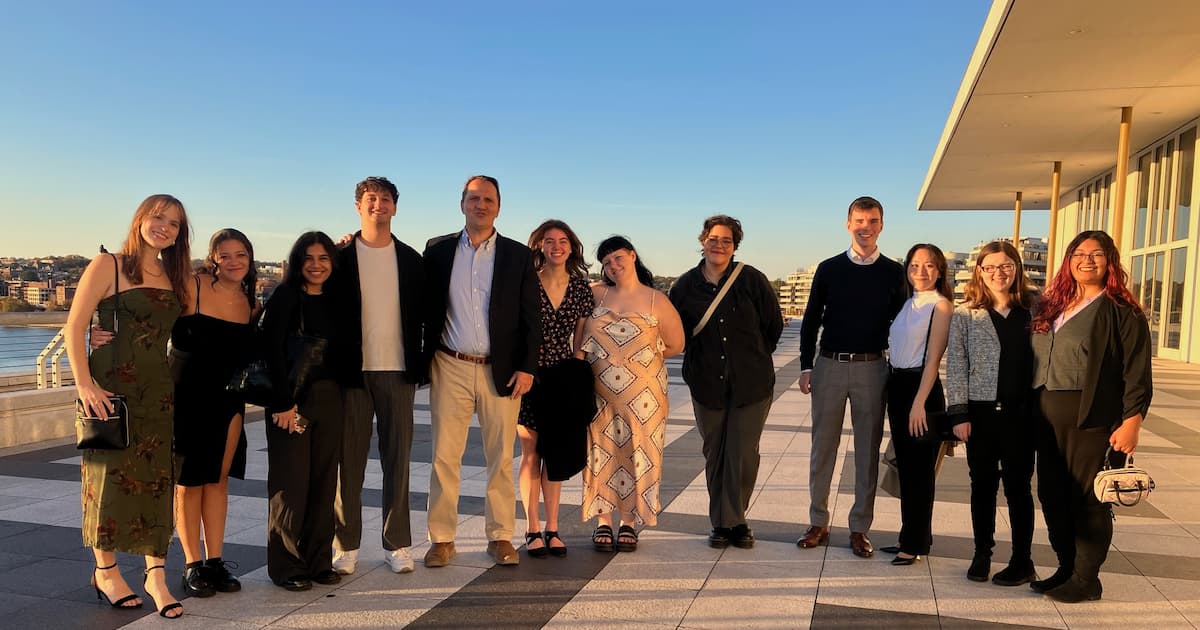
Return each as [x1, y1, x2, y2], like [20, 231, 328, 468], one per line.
[795, 526, 830, 549]
[487, 540, 520, 565]
[423, 542, 456, 568]
[850, 532, 874, 558]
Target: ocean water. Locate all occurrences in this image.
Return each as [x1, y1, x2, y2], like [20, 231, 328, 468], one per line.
[0, 325, 66, 375]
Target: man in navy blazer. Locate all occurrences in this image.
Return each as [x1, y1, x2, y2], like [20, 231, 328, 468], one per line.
[421, 174, 541, 568]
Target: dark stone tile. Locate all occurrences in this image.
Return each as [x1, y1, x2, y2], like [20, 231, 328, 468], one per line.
[0, 557, 95, 598]
[813, 602, 1050, 629]
[2, 597, 149, 630]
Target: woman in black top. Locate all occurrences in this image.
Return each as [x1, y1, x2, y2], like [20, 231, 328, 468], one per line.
[945, 241, 1038, 585]
[668, 215, 783, 549]
[260, 232, 348, 591]
[1029, 231, 1151, 603]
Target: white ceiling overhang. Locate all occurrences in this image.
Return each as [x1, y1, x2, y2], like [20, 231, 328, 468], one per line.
[918, 0, 1200, 212]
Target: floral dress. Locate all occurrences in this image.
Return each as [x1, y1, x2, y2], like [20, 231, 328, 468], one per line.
[81, 288, 181, 556]
[580, 289, 669, 526]
[518, 274, 595, 430]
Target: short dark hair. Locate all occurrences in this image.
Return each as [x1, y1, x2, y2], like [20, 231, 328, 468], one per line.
[699, 214, 744, 249]
[285, 231, 338, 289]
[596, 235, 654, 287]
[528, 219, 590, 278]
[461, 175, 501, 206]
[355, 176, 398, 202]
[847, 196, 883, 219]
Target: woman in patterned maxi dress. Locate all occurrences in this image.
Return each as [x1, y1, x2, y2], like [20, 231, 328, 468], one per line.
[578, 236, 684, 552]
[65, 195, 192, 618]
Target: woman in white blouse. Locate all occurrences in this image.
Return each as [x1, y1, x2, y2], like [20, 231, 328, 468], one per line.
[883, 244, 953, 566]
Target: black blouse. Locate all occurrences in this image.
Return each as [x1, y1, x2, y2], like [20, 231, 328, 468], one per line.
[988, 304, 1032, 406]
[669, 259, 784, 408]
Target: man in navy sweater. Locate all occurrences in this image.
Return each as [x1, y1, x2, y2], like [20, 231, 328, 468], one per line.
[796, 196, 905, 558]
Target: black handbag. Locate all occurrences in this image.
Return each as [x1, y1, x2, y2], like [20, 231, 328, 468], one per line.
[287, 305, 328, 398]
[913, 410, 957, 444]
[226, 359, 275, 407]
[76, 254, 131, 451]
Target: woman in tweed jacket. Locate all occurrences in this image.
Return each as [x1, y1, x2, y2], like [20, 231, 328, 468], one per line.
[945, 241, 1038, 587]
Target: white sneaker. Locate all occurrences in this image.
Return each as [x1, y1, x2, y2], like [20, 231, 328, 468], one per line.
[387, 548, 415, 574]
[332, 548, 358, 575]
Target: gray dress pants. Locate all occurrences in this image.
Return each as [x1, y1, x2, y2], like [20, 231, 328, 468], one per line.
[692, 395, 773, 529]
[808, 355, 888, 532]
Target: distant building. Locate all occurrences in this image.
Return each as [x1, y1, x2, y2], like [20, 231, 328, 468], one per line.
[777, 265, 817, 318]
[55, 285, 76, 306]
[24, 283, 51, 307]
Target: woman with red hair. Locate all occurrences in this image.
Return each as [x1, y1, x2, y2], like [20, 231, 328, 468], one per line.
[1029, 230, 1152, 603]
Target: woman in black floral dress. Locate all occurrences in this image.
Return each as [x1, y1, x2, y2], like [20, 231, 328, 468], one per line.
[517, 220, 595, 557]
[65, 194, 192, 618]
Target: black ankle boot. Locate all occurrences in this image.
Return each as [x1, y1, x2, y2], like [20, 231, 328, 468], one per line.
[1030, 566, 1073, 593]
[967, 554, 990, 582]
[992, 559, 1037, 586]
[182, 561, 215, 597]
[1044, 575, 1102, 603]
[203, 557, 241, 593]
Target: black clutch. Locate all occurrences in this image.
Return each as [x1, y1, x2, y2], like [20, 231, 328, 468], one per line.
[287, 333, 328, 398]
[913, 410, 957, 444]
[227, 360, 275, 407]
[75, 395, 130, 450]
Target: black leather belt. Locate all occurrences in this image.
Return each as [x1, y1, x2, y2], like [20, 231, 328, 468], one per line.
[821, 350, 884, 363]
[438, 344, 490, 365]
[889, 366, 923, 374]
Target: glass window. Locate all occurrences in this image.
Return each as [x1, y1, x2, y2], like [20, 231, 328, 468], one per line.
[1166, 247, 1186, 349]
[1131, 255, 1144, 311]
[1149, 252, 1164, 351]
[1160, 140, 1174, 244]
[1136, 153, 1151, 248]
[1151, 147, 1164, 246]
[1102, 173, 1112, 230]
[1177, 127, 1195, 241]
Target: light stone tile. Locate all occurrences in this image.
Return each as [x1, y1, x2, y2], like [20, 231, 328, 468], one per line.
[1052, 600, 1191, 629]
[682, 556, 818, 629]
[175, 576, 322, 626]
[928, 557, 1066, 629]
[268, 588, 439, 629]
[816, 561, 937, 616]
[0, 477, 79, 499]
[0, 496, 79, 525]
[337, 562, 483, 597]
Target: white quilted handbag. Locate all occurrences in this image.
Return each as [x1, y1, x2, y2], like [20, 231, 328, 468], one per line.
[1093, 447, 1155, 507]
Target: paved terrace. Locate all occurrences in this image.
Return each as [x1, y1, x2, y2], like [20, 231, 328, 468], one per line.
[0, 321, 1197, 629]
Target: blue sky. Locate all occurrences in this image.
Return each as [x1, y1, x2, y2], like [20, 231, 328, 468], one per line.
[0, 0, 1023, 279]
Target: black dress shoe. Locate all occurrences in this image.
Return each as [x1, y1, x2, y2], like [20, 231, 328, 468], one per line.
[731, 524, 754, 549]
[992, 562, 1037, 586]
[1030, 567, 1073, 593]
[1044, 575, 1102, 603]
[880, 545, 902, 554]
[279, 576, 312, 592]
[182, 561, 216, 598]
[891, 553, 921, 566]
[708, 528, 731, 549]
[312, 569, 341, 585]
[203, 557, 241, 593]
[967, 554, 990, 582]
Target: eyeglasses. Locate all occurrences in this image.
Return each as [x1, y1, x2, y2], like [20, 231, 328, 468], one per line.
[1071, 251, 1107, 260]
[980, 263, 1016, 275]
[704, 238, 734, 248]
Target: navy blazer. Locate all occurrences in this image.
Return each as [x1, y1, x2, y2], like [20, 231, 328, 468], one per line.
[422, 231, 541, 396]
[332, 232, 427, 385]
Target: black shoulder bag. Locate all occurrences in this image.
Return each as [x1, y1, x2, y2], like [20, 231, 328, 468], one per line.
[75, 254, 131, 450]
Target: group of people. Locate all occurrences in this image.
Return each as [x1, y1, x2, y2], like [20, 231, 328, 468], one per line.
[796, 197, 1152, 605]
[62, 184, 1151, 620]
[63, 175, 784, 619]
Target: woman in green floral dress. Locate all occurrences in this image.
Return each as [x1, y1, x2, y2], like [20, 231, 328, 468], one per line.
[65, 194, 192, 619]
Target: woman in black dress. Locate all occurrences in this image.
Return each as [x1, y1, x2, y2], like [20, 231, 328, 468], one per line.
[260, 232, 348, 590]
[517, 220, 595, 557]
[173, 228, 256, 598]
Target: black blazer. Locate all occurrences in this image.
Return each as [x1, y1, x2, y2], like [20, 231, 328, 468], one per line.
[422, 231, 541, 396]
[333, 232, 427, 386]
[1076, 299, 1153, 430]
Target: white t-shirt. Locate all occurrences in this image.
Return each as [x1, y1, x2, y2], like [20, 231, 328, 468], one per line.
[356, 238, 405, 371]
[888, 290, 946, 369]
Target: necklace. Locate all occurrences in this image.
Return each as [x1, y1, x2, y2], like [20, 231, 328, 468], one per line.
[142, 265, 163, 278]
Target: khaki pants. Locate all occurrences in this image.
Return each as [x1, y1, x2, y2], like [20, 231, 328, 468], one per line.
[427, 351, 521, 543]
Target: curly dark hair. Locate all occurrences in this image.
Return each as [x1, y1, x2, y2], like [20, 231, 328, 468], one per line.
[205, 228, 257, 307]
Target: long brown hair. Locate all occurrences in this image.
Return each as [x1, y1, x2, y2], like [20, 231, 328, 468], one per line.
[528, 219, 589, 278]
[1031, 230, 1141, 333]
[119, 194, 191, 297]
[962, 240, 1036, 310]
[903, 243, 954, 300]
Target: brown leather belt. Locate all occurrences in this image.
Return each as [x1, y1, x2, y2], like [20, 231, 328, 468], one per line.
[439, 344, 490, 365]
[821, 350, 884, 363]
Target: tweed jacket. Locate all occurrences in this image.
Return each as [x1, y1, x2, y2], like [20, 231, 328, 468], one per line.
[944, 305, 1005, 420]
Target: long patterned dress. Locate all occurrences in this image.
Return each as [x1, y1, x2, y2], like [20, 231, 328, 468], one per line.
[580, 293, 669, 526]
[81, 288, 182, 556]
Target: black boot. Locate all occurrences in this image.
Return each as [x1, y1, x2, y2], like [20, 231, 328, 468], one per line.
[1044, 575, 1102, 603]
[1030, 565, 1073, 593]
[967, 553, 990, 582]
[182, 561, 215, 597]
[992, 559, 1037, 586]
